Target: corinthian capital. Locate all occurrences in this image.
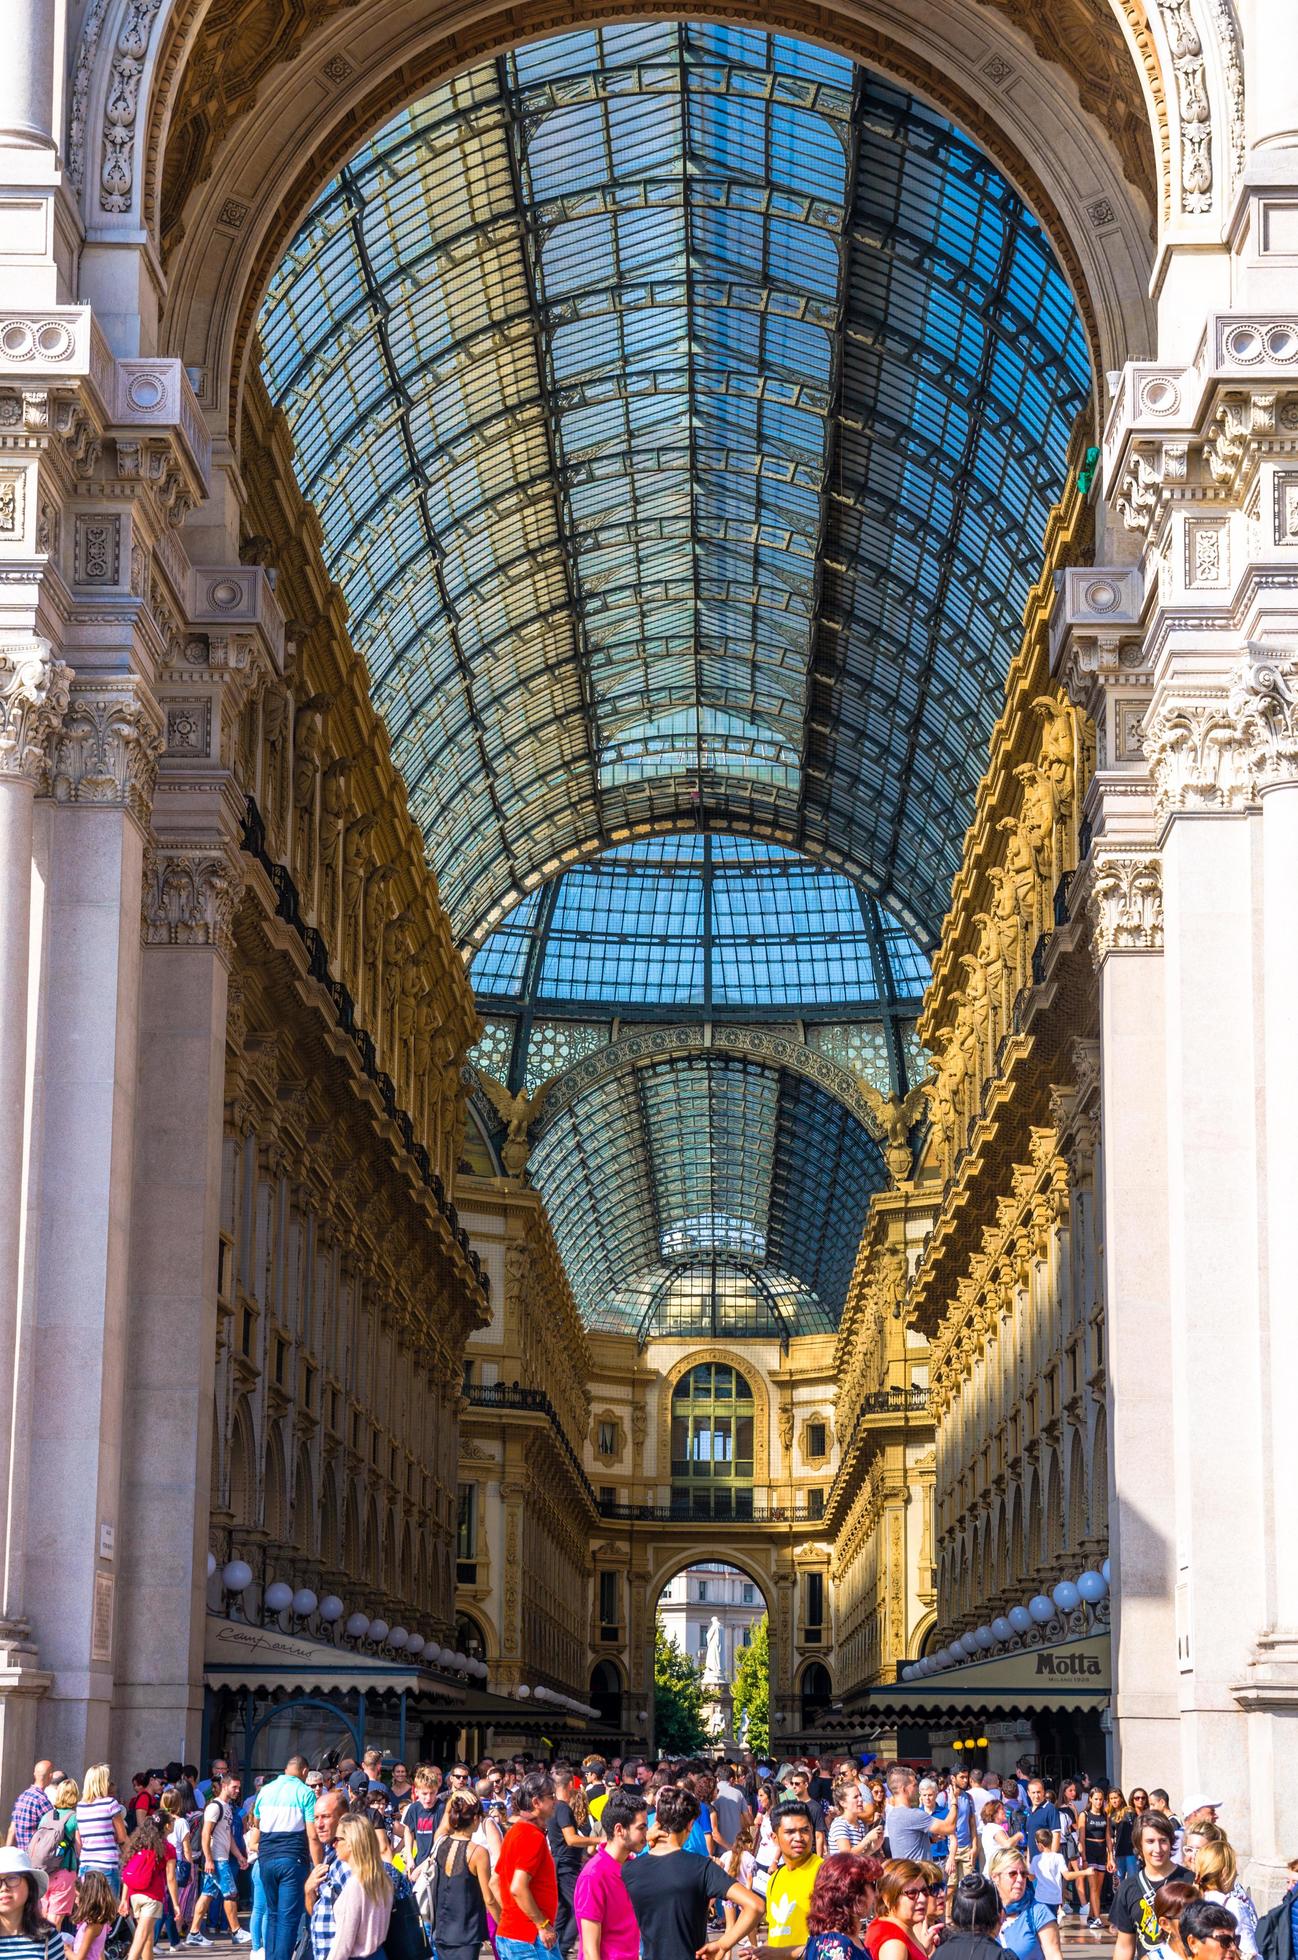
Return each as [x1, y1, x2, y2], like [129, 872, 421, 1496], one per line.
[1144, 693, 1253, 818]
[0, 641, 72, 785]
[142, 842, 242, 963]
[49, 678, 164, 825]
[1226, 646, 1298, 791]
[1087, 850, 1164, 960]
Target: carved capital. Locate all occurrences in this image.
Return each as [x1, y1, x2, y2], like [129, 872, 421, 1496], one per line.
[142, 842, 241, 961]
[49, 678, 163, 824]
[0, 641, 72, 785]
[1144, 693, 1253, 817]
[1088, 850, 1164, 959]
[1226, 645, 1298, 791]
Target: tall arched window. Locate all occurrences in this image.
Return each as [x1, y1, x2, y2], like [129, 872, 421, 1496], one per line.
[670, 1363, 755, 1520]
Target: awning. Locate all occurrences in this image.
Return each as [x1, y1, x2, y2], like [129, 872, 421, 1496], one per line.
[204, 1619, 447, 1698]
[860, 1632, 1110, 1721]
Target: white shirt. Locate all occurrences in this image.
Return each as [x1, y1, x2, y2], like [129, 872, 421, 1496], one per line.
[1031, 1851, 1069, 1906]
[1205, 1888, 1259, 1960]
[203, 1800, 232, 1861]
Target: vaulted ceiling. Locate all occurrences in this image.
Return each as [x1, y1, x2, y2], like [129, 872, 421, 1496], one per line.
[259, 20, 1091, 951]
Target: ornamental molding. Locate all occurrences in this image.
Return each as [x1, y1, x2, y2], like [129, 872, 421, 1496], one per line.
[1087, 850, 1165, 958]
[101, 0, 166, 215]
[1156, 0, 1212, 214]
[0, 641, 73, 785]
[142, 841, 241, 960]
[535, 1021, 886, 1141]
[48, 679, 164, 824]
[1225, 645, 1298, 790]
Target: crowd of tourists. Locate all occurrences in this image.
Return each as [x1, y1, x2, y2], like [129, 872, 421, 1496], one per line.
[3, 1750, 1296, 1960]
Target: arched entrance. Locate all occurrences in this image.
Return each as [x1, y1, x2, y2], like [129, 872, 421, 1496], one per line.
[653, 1558, 771, 1756]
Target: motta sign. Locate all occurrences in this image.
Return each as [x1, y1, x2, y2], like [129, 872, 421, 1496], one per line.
[1035, 1647, 1104, 1678]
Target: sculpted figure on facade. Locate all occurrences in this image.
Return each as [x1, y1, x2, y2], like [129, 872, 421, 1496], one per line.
[292, 693, 331, 903]
[318, 756, 353, 946]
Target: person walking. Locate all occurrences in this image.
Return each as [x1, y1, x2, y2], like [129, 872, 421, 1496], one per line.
[573, 1789, 646, 1960]
[6, 1773, 55, 1855]
[425, 1796, 496, 1960]
[253, 1756, 321, 1960]
[1078, 1789, 1114, 1930]
[68, 1871, 118, 1960]
[73, 1771, 128, 1883]
[0, 1848, 62, 1960]
[862, 1859, 938, 1960]
[195, 1772, 250, 1947]
[986, 1848, 1062, 1960]
[1112, 1815, 1195, 1960]
[932, 1873, 1005, 1960]
[1193, 1844, 1258, 1960]
[122, 1816, 182, 1960]
[547, 1771, 597, 1957]
[620, 1784, 760, 1960]
[322, 1819, 392, 1960]
[803, 1854, 880, 1960]
[766, 1802, 825, 1956]
[494, 1772, 560, 1959]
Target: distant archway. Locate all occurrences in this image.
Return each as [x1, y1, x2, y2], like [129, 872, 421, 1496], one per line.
[590, 1659, 624, 1730]
[799, 1660, 833, 1728]
[653, 1558, 770, 1756]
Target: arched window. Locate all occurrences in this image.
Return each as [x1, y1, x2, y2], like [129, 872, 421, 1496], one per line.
[800, 1661, 832, 1727]
[670, 1363, 755, 1520]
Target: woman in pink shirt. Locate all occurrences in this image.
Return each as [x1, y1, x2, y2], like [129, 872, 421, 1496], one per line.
[325, 1818, 393, 1960]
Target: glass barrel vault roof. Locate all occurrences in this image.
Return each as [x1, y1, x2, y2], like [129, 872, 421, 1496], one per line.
[258, 22, 1091, 949]
[471, 834, 930, 1011]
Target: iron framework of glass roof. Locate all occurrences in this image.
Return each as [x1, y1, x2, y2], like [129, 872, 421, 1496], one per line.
[259, 23, 1091, 950]
[526, 1051, 886, 1339]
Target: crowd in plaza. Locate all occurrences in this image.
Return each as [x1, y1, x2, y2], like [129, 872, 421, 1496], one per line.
[2, 1750, 1295, 1960]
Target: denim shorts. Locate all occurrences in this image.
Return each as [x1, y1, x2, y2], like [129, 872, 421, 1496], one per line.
[201, 1859, 239, 1899]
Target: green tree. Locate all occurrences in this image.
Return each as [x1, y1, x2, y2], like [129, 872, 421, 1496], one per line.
[731, 1612, 770, 1753]
[654, 1619, 707, 1755]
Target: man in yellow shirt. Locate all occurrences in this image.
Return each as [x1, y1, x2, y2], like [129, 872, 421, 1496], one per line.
[766, 1803, 823, 1956]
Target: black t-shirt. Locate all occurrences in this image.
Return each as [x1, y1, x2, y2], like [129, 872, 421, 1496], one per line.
[1110, 1864, 1194, 1955]
[936, 1933, 1008, 1960]
[546, 1802, 586, 1878]
[622, 1849, 734, 1960]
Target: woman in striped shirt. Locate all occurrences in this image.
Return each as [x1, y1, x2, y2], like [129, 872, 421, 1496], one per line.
[74, 1767, 129, 1878]
[0, 1847, 63, 1960]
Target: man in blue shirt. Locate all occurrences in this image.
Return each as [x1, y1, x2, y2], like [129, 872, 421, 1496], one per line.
[253, 1755, 323, 1960]
[1025, 1779, 1062, 1852]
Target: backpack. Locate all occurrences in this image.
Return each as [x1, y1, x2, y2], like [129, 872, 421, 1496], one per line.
[28, 1807, 69, 1874]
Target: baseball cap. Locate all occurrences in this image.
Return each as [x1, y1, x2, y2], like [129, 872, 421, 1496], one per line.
[1182, 1793, 1221, 1814]
[347, 1769, 369, 1794]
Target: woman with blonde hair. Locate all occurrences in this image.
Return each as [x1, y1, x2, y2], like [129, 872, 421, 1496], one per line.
[324, 1817, 393, 1960]
[986, 1848, 1062, 1960]
[73, 1770, 128, 1880]
[1192, 1844, 1258, 1960]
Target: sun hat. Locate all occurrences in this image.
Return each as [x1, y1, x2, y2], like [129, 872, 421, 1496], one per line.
[0, 1846, 48, 1898]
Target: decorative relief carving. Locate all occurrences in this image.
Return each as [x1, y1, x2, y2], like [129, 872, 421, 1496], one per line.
[0, 642, 72, 785]
[165, 698, 212, 758]
[1088, 851, 1164, 957]
[142, 845, 241, 959]
[1156, 0, 1212, 212]
[74, 514, 121, 586]
[49, 682, 163, 823]
[1144, 694, 1252, 813]
[1226, 646, 1298, 789]
[1185, 519, 1227, 586]
[1274, 472, 1298, 544]
[0, 471, 22, 536]
[101, 0, 166, 215]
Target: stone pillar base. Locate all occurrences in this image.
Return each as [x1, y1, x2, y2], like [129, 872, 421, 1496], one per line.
[0, 1622, 52, 1818]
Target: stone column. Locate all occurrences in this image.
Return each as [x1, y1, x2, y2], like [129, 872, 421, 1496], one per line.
[21, 676, 162, 1776]
[0, 0, 55, 149]
[111, 838, 239, 1768]
[0, 641, 66, 1811]
[1088, 848, 1180, 1794]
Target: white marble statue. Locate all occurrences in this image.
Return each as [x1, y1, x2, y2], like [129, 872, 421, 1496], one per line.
[703, 1612, 726, 1684]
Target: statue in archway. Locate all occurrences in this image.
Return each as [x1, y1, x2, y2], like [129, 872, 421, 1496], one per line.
[703, 1613, 726, 1684]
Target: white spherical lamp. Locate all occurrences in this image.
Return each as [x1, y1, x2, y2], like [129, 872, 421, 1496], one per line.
[1052, 1580, 1081, 1615]
[902, 1665, 915, 1681]
[404, 1634, 425, 1656]
[264, 1580, 293, 1614]
[369, 1619, 389, 1643]
[1008, 1605, 1033, 1635]
[975, 1625, 994, 1649]
[991, 1617, 1013, 1644]
[222, 1559, 253, 1593]
[346, 1612, 371, 1639]
[960, 1631, 979, 1656]
[1029, 1594, 1055, 1624]
[1101, 1558, 1111, 1586]
[388, 1626, 408, 1648]
[517, 1684, 531, 1698]
[206, 1553, 217, 1580]
[319, 1595, 345, 1623]
[1077, 1569, 1108, 1604]
[293, 1589, 318, 1618]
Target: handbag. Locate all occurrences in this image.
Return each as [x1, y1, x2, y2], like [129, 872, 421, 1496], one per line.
[385, 1887, 431, 1960]
[105, 1915, 136, 1960]
[412, 1843, 444, 1934]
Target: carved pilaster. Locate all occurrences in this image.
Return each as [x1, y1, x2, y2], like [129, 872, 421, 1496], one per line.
[0, 640, 71, 784]
[1226, 645, 1298, 791]
[48, 678, 163, 824]
[1086, 849, 1165, 958]
[141, 842, 241, 962]
[1144, 689, 1253, 818]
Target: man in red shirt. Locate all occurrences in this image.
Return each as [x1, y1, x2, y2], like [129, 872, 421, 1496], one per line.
[496, 1772, 560, 1958]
